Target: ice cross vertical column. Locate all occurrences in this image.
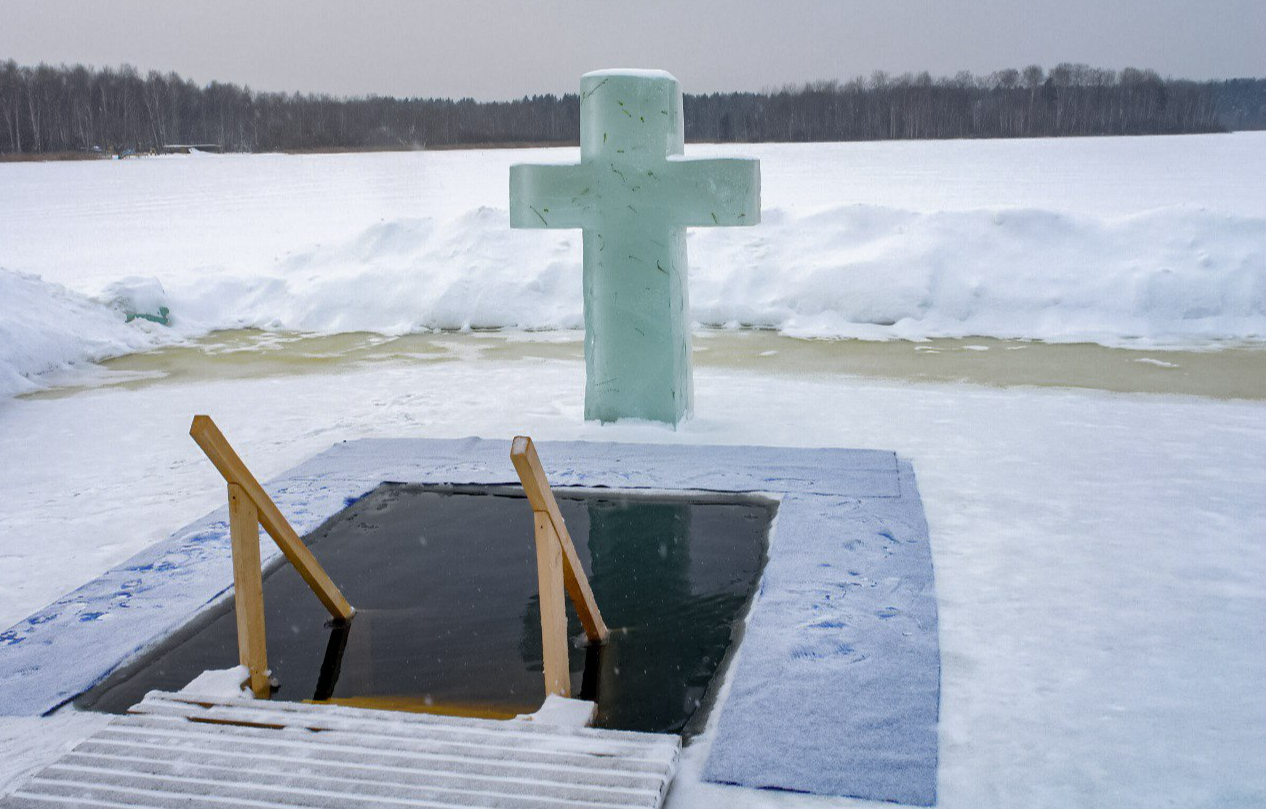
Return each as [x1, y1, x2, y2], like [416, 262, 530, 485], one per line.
[510, 69, 760, 425]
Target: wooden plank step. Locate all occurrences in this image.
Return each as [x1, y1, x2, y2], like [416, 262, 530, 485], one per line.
[1, 692, 680, 809]
[54, 751, 659, 807]
[145, 692, 670, 745]
[33, 764, 645, 809]
[119, 710, 674, 774]
[77, 732, 667, 792]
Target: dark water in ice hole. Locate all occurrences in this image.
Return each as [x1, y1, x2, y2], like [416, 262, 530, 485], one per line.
[77, 484, 772, 735]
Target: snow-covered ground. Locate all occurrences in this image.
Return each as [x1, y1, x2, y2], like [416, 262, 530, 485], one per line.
[1, 135, 1265, 807]
[2, 132, 1265, 397]
[1, 362, 1263, 808]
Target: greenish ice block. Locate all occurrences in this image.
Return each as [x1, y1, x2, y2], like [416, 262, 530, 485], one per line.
[510, 69, 760, 425]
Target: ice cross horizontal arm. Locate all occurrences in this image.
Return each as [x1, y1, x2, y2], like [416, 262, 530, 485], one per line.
[509, 69, 760, 425]
[508, 157, 760, 229]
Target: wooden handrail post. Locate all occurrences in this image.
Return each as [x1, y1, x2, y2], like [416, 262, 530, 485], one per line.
[511, 435, 609, 647]
[228, 483, 270, 697]
[534, 513, 570, 697]
[190, 415, 355, 622]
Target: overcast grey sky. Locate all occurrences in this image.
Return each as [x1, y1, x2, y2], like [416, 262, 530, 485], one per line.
[2, 0, 1262, 99]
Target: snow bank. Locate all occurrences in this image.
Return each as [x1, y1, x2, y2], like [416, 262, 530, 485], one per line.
[148, 203, 1266, 345]
[3, 202, 1263, 398]
[3, 203, 1262, 399]
[0, 269, 172, 399]
[694, 204, 1266, 344]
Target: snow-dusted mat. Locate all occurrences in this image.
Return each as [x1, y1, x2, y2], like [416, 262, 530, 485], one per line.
[0, 438, 939, 805]
[0, 690, 680, 808]
[700, 462, 940, 806]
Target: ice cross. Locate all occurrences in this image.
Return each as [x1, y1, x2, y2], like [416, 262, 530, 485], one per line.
[510, 69, 760, 425]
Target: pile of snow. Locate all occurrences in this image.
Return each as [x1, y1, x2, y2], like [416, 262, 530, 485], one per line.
[179, 666, 254, 700]
[3, 203, 1262, 399]
[135, 203, 1266, 344]
[0, 269, 173, 399]
[515, 694, 598, 727]
[694, 204, 1266, 343]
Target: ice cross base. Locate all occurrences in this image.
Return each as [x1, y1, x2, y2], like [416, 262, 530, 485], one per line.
[510, 69, 760, 425]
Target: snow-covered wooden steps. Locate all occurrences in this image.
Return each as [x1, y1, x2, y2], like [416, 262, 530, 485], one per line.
[2, 691, 681, 809]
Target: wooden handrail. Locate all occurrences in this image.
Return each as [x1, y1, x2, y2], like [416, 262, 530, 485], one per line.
[191, 415, 355, 622]
[511, 436, 608, 698]
[193, 422, 600, 703]
[191, 415, 356, 696]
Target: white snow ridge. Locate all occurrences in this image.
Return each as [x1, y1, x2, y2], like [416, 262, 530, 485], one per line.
[4, 203, 1264, 398]
[97, 204, 1266, 344]
[0, 269, 172, 399]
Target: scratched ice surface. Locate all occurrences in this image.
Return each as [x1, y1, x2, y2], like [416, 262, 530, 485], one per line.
[510, 70, 760, 424]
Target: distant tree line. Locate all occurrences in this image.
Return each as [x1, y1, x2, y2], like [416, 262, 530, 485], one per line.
[2, 59, 1263, 155]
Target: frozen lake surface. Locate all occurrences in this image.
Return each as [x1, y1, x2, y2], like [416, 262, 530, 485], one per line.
[3, 132, 1266, 400]
[5, 133, 1266, 288]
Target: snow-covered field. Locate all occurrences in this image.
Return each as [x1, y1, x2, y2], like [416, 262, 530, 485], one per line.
[1, 135, 1265, 807]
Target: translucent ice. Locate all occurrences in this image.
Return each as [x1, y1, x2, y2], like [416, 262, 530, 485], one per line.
[510, 70, 760, 424]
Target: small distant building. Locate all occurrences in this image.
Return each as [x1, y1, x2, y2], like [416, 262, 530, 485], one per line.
[159, 144, 223, 154]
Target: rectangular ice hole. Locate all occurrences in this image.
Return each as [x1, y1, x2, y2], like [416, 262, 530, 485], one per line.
[77, 484, 774, 735]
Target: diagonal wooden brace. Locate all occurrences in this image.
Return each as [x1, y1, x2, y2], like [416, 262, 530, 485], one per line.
[511, 436, 609, 644]
[190, 415, 355, 622]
